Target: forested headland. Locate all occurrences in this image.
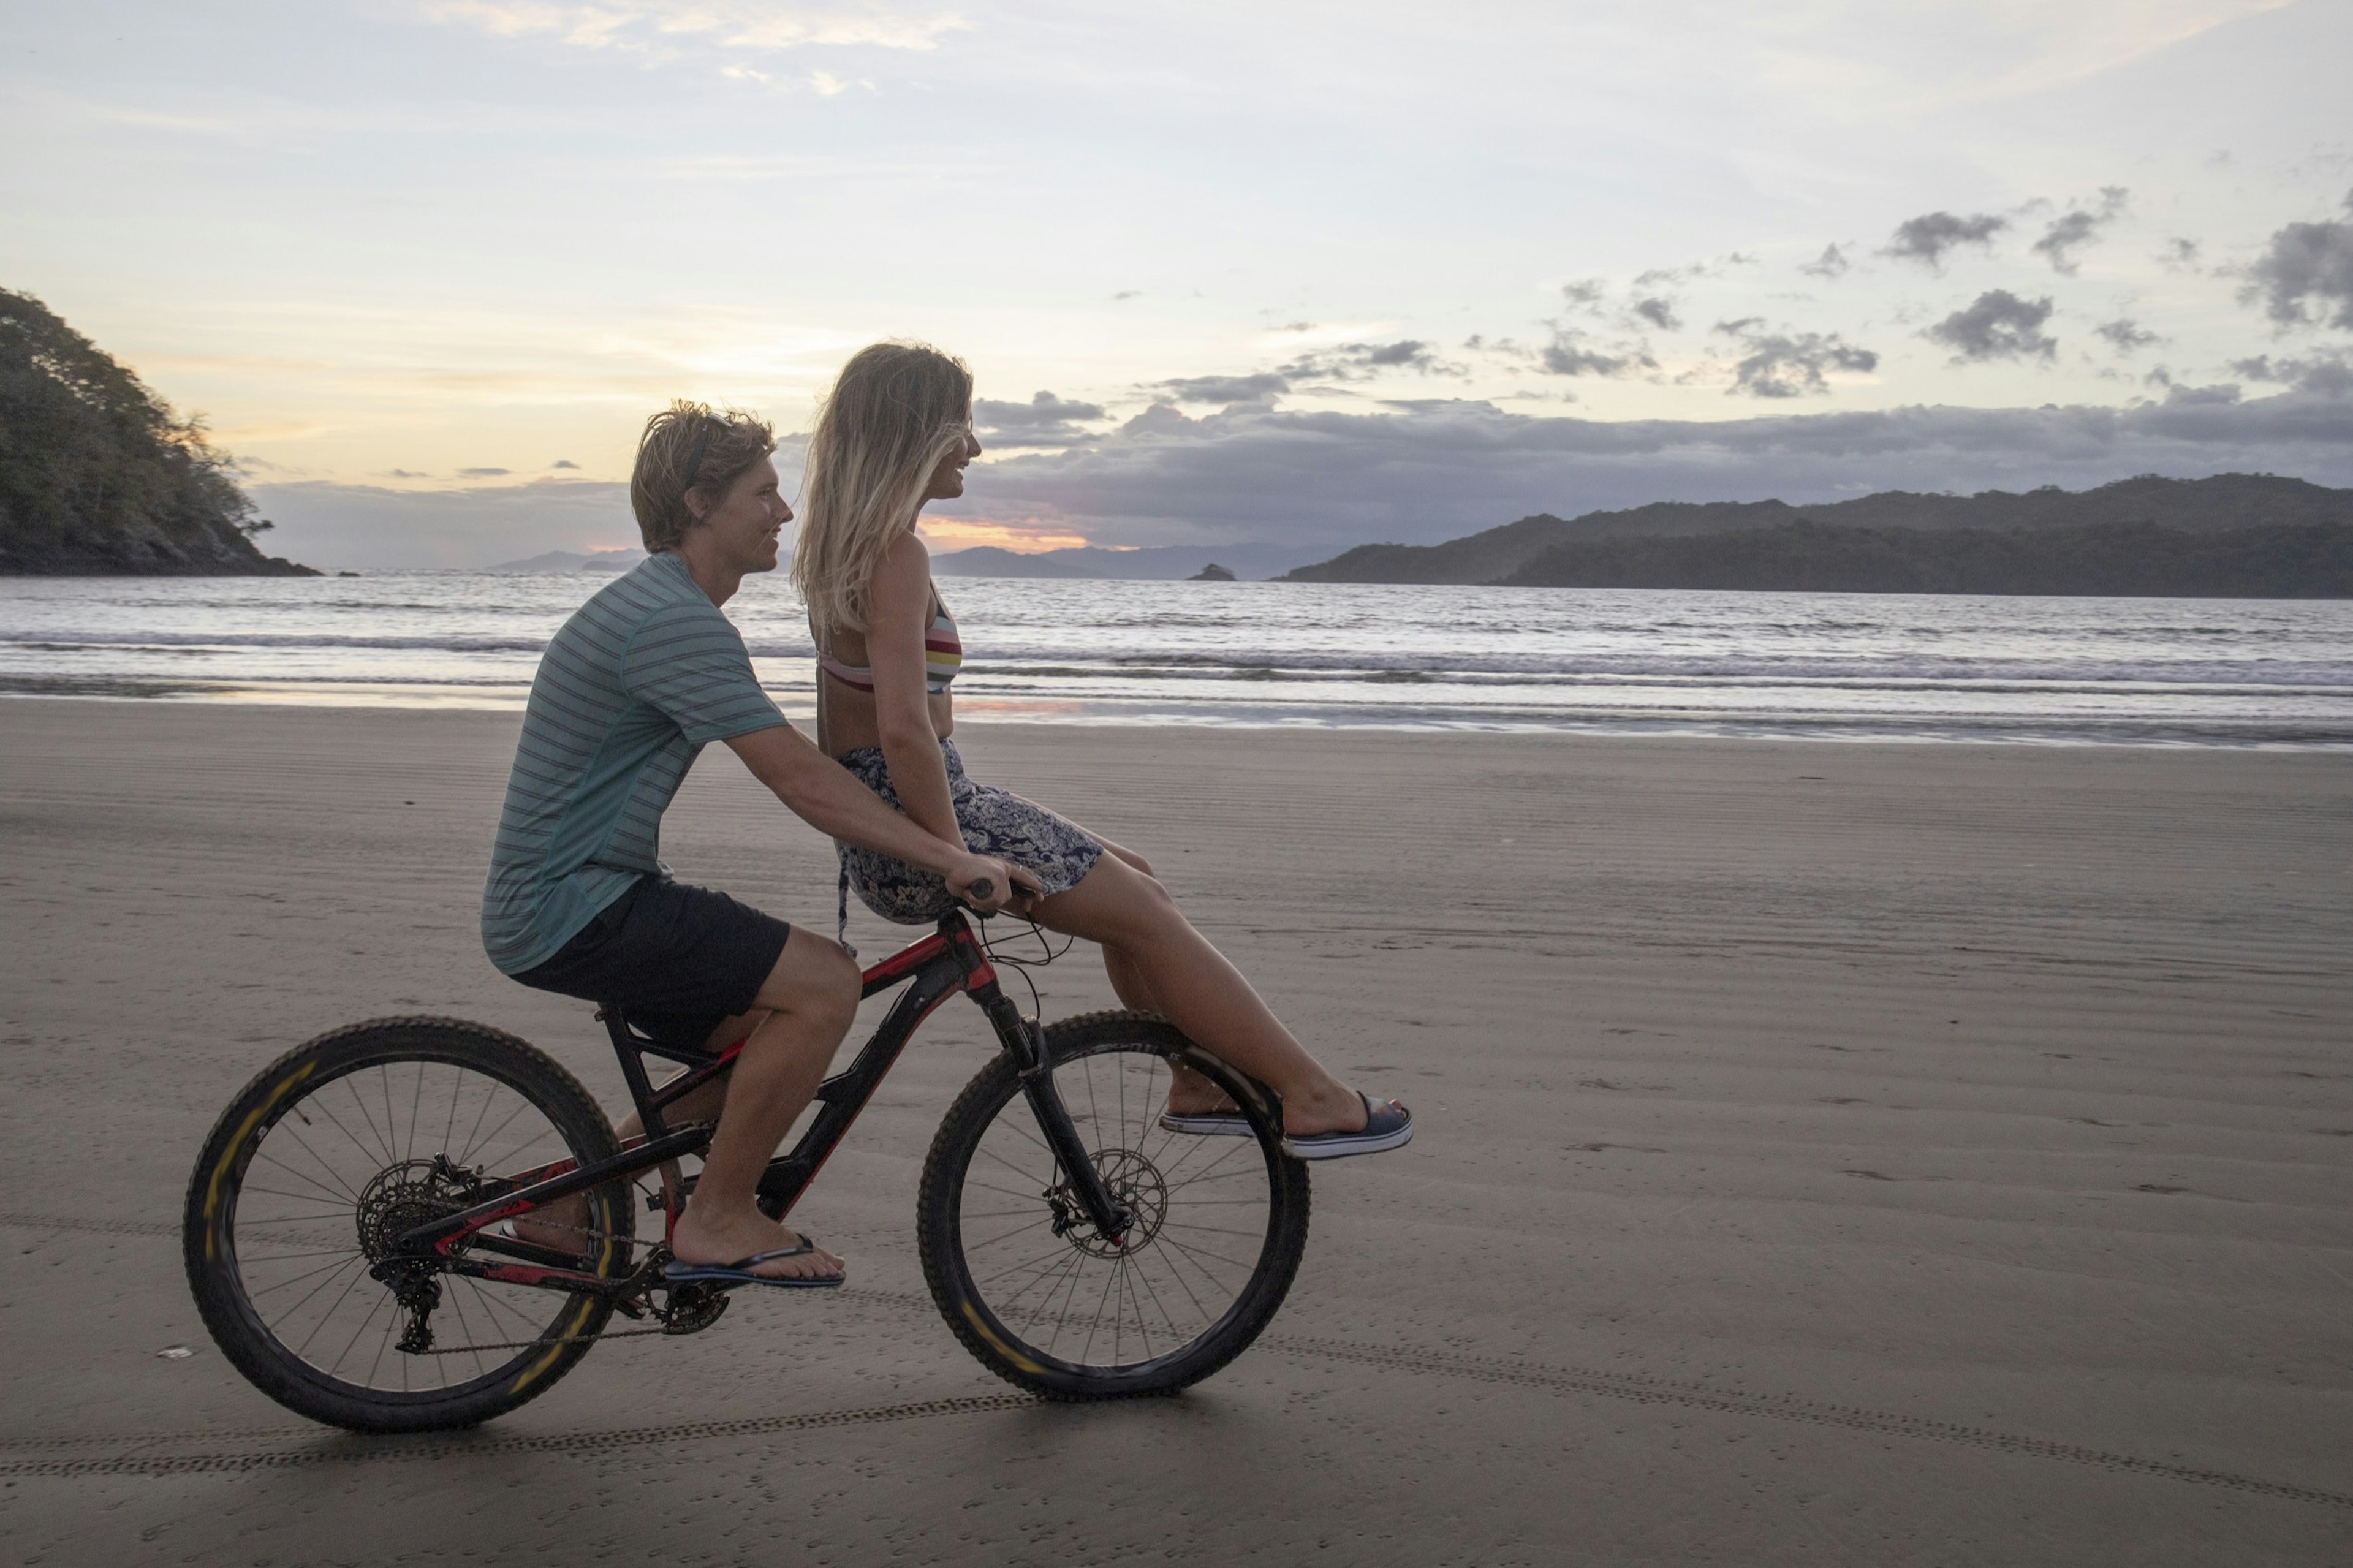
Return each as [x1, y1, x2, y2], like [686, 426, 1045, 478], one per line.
[1288, 474, 2353, 597]
[0, 289, 313, 575]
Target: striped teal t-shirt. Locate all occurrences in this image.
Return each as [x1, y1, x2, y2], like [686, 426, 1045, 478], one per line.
[481, 552, 788, 974]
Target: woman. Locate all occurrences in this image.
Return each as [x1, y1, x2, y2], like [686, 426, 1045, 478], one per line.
[790, 342, 1410, 1157]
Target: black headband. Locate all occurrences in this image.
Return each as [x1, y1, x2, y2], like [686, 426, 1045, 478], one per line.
[683, 420, 716, 488]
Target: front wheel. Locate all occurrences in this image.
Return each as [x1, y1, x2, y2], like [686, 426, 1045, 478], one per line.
[917, 1011, 1311, 1399]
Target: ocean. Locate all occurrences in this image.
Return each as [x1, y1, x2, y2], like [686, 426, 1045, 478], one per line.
[2, 570, 2349, 747]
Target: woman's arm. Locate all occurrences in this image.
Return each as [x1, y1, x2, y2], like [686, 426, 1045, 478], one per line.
[866, 532, 962, 847]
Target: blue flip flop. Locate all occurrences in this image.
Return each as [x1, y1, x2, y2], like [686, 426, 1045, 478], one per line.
[663, 1238, 845, 1290]
[1279, 1093, 1414, 1161]
[1158, 1107, 1253, 1137]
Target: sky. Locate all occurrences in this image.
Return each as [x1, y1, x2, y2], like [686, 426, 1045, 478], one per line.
[6, 0, 2352, 567]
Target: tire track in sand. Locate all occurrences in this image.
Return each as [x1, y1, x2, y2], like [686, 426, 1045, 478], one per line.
[6, 1214, 2345, 1507]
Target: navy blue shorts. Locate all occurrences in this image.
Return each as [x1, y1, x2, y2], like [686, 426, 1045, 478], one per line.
[511, 877, 790, 1053]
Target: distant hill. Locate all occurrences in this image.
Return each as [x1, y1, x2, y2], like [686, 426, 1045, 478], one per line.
[932, 542, 1320, 580]
[1286, 475, 2353, 590]
[0, 288, 314, 575]
[490, 548, 640, 572]
[1502, 518, 2353, 597]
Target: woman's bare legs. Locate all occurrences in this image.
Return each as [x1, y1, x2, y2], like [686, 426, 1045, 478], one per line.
[1086, 843, 1243, 1118]
[1031, 850, 1368, 1137]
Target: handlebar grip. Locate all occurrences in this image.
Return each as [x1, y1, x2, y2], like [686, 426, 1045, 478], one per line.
[966, 877, 995, 901]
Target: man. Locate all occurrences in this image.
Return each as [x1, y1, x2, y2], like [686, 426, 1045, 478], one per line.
[482, 401, 1037, 1286]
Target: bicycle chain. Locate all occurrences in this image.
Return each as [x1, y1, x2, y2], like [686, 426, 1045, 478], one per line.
[411, 1203, 724, 1356]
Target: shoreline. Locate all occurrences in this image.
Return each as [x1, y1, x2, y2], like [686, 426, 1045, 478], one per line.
[2, 686, 2350, 750]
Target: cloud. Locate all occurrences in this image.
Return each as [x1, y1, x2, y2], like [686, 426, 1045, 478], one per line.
[1539, 281, 1657, 377]
[458, 466, 513, 477]
[1632, 258, 1749, 289]
[263, 387, 2353, 564]
[973, 390, 1109, 447]
[1591, 260, 1748, 331]
[1711, 320, 1878, 399]
[2158, 381, 2241, 408]
[1556, 279, 1609, 314]
[550, 458, 580, 469]
[1144, 343, 1468, 411]
[1630, 297, 1682, 331]
[381, 468, 431, 479]
[2094, 318, 2161, 353]
[803, 69, 872, 95]
[1925, 290, 2058, 362]
[2233, 349, 2353, 396]
[1797, 244, 1851, 280]
[1150, 372, 1290, 405]
[1112, 290, 1141, 301]
[254, 479, 636, 569]
[1539, 327, 1656, 378]
[936, 390, 2353, 551]
[1883, 211, 2009, 270]
[2240, 200, 2353, 330]
[2156, 237, 2202, 271]
[420, 2, 966, 65]
[2030, 187, 2129, 275]
[1279, 339, 1464, 382]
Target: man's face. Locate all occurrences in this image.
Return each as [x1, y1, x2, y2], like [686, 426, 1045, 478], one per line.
[699, 455, 792, 574]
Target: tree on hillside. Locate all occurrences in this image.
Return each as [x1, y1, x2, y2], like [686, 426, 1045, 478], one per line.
[0, 287, 307, 574]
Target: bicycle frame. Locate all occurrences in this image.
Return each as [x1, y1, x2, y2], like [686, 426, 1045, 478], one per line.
[389, 909, 1135, 1298]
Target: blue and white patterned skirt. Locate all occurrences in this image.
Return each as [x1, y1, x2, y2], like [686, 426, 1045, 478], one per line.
[833, 738, 1104, 927]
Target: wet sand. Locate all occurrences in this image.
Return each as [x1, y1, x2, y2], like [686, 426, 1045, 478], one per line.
[0, 699, 2347, 1564]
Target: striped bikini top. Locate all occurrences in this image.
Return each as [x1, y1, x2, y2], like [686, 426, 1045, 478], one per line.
[815, 597, 963, 695]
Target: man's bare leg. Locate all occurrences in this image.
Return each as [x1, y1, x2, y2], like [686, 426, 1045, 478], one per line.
[513, 932, 860, 1281]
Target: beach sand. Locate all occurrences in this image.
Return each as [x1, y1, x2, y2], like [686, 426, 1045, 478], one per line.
[0, 699, 2346, 1564]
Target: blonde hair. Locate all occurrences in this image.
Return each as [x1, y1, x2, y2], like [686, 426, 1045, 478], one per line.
[631, 401, 776, 552]
[792, 343, 974, 635]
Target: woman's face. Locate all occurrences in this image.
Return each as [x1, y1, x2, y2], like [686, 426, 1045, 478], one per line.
[922, 419, 983, 504]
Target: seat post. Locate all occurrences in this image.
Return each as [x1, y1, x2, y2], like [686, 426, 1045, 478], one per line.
[597, 1006, 670, 1140]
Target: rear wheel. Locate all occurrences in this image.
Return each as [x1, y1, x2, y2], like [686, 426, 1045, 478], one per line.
[918, 1011, 1310, 1399]
[183, 1017, 635, 1432]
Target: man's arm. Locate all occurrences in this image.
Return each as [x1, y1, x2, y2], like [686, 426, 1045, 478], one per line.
[725, 723, 1040, 909]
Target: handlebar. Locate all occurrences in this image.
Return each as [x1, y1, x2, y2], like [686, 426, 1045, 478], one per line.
[953, 874, 1043, 914]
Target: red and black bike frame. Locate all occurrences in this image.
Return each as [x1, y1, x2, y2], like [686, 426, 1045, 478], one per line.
[390, 910, 1135, 1296]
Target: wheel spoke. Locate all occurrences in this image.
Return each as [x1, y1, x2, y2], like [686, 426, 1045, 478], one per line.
[263, 1126, 363, 1201]
[346, 1074, 395, 1168]
[249, 1252, 363, 1300]
[215, 1045, 626, 1399]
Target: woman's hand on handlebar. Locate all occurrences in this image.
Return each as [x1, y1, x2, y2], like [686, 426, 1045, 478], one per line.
[945, 855, 1044, 915]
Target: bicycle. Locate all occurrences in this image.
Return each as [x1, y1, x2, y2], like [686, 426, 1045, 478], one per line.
[181, 907, 1313, 1432]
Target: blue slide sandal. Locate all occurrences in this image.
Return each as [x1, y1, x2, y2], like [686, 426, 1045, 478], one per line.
[1279, 1093, 1414, 1161]
[1157, 1107, 1253, 1137]
[663, 1238, 845, 1290]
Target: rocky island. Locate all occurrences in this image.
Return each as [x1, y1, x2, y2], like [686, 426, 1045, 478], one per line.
[1287, 474, 2353, 597]
[0, 288, 313, 575]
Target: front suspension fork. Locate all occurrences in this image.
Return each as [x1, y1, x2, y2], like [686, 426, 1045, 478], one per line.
[969, 976, 1136, 1245]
